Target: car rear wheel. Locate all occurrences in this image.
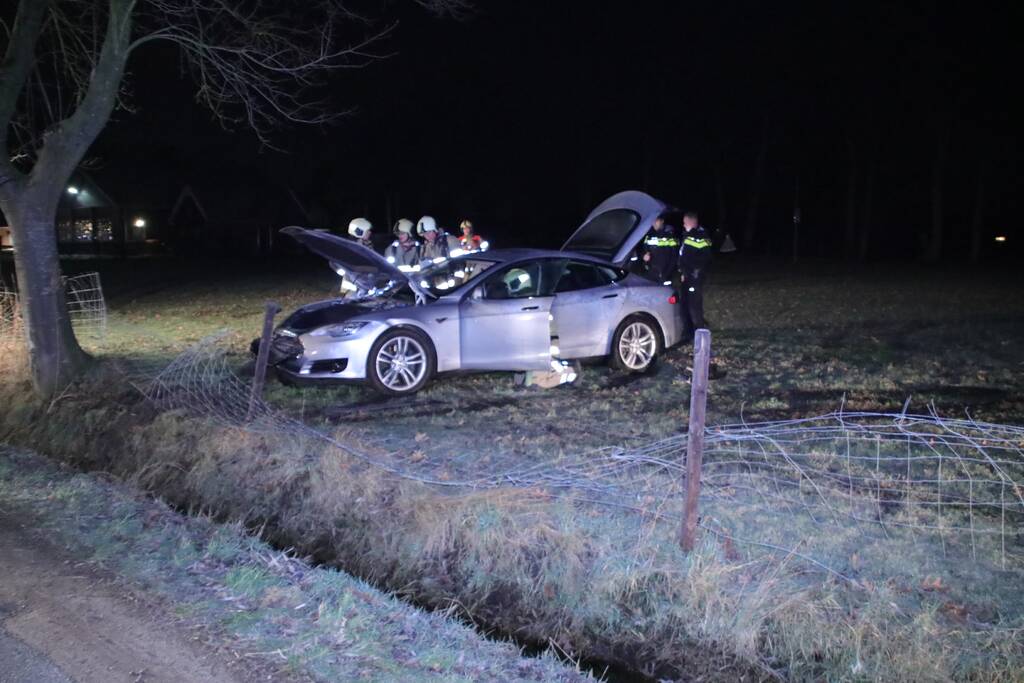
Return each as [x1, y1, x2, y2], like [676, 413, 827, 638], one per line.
[610, 315, 660, 373]
[367, 328, 435, 396]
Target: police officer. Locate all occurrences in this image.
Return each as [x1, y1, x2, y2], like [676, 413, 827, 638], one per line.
[677, 211, 713, 339]
[417, 215, 460, 264]
[640, 216, 679, 285]
[385, 219, 422, 271]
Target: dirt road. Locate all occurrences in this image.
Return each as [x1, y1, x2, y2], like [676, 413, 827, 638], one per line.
[0, 512, 253, 683]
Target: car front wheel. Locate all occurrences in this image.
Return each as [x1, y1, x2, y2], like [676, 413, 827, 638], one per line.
[367, 328, 436, 396]
[610, 315, 660, 373]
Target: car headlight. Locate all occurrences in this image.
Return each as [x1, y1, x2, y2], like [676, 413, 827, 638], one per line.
[311, 321, 369, 338]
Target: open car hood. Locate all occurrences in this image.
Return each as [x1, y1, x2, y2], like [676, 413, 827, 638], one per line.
[560, 191, 668, 265]
[281, 226, 430, 302]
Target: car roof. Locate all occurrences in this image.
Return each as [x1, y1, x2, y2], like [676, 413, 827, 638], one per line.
[471, 248, 617, 267]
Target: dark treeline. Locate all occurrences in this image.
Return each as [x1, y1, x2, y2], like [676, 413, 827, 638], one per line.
[91, 1, 1020, 261]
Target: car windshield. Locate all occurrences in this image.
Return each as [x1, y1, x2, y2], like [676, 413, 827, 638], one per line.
[414, 256, 499, 297]
[563, 208, 641, 259]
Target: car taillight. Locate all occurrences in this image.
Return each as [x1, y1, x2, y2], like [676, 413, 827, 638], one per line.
[668, 294, 678, 304]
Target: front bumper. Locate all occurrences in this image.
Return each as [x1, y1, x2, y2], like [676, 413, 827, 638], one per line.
[255, 323, 384, 383]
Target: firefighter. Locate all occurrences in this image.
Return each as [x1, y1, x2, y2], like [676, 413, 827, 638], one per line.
[417, 215, 460, 264]
[458, 219, 488, 253]
[335, 217, 376, 296]
[677, 211, 713, 339]
[347, 217, 375, 251]
[640, 216, 679, 285]
[385, 219, 421, 271]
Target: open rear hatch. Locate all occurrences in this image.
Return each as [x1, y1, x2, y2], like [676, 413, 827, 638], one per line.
[560, 191, 669, 265]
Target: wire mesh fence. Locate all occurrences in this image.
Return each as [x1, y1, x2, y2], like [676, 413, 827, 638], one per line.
[63, 272, 108, 340]
[145, 333, 1024, 582]
[0, 272, 107, 344]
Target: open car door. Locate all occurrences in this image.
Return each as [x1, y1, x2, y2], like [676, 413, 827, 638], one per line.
[458, 259, 563, 371]
[281, 226, 430, 302]
[560, 191, 668, 266]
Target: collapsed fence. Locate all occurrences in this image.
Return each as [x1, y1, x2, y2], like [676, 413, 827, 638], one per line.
[146, 332, 1024, 582]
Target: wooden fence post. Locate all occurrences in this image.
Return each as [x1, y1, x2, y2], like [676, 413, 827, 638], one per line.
[248, 301, 281, 420]
[680, 328, 711, 551]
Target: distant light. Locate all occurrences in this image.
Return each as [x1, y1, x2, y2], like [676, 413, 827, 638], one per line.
[994, 235, 1008, 243]
[133, 217, 146, 228]
[67, 186, 79, 195]
[480, 241, 490, 250]
[335, 267, 346, 276]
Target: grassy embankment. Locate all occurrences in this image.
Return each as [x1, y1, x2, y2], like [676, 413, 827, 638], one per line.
[2, 257, 1023, 680]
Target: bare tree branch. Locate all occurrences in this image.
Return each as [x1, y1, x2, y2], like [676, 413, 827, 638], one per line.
[0, 0, 53, 190]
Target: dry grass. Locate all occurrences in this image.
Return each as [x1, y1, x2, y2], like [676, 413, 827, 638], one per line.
[3, 259, 1024, 680]
[0, 446, 587, 682]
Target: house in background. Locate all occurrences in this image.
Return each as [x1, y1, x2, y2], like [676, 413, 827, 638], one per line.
[54, 171, 156, 254]
[165, 176, 324, 256]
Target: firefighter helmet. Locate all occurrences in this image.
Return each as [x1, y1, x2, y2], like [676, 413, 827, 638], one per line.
[348, 217, 372, 239]
[503, 268, 532, 296]
[393, 218, 414, 235]
[417, 215, 437, 235]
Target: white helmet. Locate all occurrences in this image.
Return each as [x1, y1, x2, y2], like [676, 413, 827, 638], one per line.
[503, 268, 532, 296]
[393, 218, 414, 235]
[348, 217, 372, 239]
[417, 215, 437, 235]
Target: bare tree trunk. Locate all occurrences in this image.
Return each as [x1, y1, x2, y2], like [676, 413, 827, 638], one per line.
[844, 139, 859, 258]
[791, 175, 800, 264]
[858, 166, 875, 262]
[924, 119, 951, 262]
[969, 170, 986, 265]
[0, 194, 88, 395]
[714, 159, 728, 237]
[741, 121, 769, 250]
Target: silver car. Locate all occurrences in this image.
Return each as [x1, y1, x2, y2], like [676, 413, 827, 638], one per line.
[267, 191, 682, 395]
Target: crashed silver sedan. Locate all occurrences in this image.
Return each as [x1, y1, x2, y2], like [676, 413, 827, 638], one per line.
[266, 192, 682, 395]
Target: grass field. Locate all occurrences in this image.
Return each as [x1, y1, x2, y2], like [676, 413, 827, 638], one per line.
[3, 254, 1023, 681]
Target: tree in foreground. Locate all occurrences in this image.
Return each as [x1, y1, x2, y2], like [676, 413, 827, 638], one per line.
[0, 0, 464, 397]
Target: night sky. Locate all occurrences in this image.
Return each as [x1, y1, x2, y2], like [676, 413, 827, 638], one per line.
[90, 1, 1022, 257]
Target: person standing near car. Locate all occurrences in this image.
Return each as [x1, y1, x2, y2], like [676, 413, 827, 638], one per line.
[337, 217, 376, 296]
[385, 218, 421, 270]
[640, 216, 679, 285]
[417, 215, 460, 263]
[677, 211, 713, 339]
[458, 219, 488, 253]
[347, 217, 376, 251]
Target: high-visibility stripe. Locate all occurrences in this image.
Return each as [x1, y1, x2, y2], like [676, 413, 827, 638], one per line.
[645, 237, 679, 247]
[683, 238, 711, 249]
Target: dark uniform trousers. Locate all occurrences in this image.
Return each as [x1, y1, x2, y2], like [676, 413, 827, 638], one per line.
[677, 227, 713, 342]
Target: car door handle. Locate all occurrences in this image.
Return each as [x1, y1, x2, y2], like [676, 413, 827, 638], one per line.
[602, 293, 618, 299]
[521, 305, 539, 311]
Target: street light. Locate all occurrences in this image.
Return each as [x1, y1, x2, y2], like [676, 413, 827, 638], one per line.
[67, 186, 79, 195]
[133, 217, 146, 228]
[994, 235, 1008, 243]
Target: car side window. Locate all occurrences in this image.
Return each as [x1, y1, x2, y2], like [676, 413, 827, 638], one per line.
[555, 261, 612, 293]
[480, 260, 564, 300]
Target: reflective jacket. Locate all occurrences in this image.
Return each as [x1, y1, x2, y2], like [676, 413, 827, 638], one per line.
[677, 226, 713, 281]
[420, 232, 460, 263]
[641, 231, 680, 283]
[385, 240, 421, 268]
